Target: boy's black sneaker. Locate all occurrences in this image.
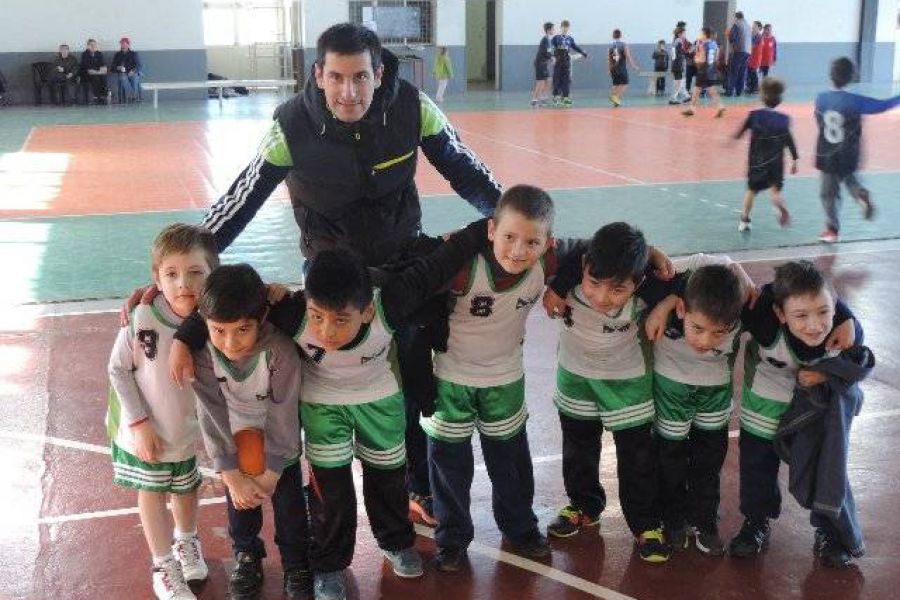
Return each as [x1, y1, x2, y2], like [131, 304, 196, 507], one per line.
[695, 527, 726, 556]
[664, 523, 690, 552]
[283, 567, 314, 600]
[509, 531, 552, 560]
[728, 517, 771, 558]
[229, 552, 264, 599]
[434, 547, 468, 573]
[814, 529, 853, 569]
[546, 505, 600, 538]
[635, 528, 671, 563]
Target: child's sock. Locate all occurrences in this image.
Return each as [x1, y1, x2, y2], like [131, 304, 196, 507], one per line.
[153, 553, 175, 567]
[174, 528, 197, 541]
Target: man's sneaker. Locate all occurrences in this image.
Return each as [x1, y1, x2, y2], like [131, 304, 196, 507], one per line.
[682, 109, 695, 117]
[152, 558, 196, 600]
[728, 518, 771, 558]
[434, 546, 468, 573]
[818, 229, 840, 244]
[172, 537, 208, 582]
[314, 571, 347, 600]
[695, 527, 726, 556]
[229, 552, 264, 600]
[283, 568, 314, 600]
[547, 505, 600, 538]
[383, 547, 424, 578]
[635, 528, 671, 563]
[509, 531, 552, 559]
[814, 529, 853, 568]
[409, 492, 438, 527]
[855, 188, 875, 220]
[664, 524, 690, 552]
[738, 218, 752, 232]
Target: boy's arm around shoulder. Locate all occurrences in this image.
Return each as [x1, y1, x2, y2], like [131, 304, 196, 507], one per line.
[107, 323, 149, 426]
[267, 291, 307, 339]
[261, 330, 302, 474]
[190, 348, 240, 472]
[380, 218, 489, 328]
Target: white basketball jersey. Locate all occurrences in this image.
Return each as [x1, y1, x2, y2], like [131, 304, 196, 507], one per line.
[747, 328, 839, 402]
[654, 320, 741, 386]
[295, 290, 399, 405]
[210, 346, 272, 434]
[557, 287, 649, 380]
[434, 254, 546, 387]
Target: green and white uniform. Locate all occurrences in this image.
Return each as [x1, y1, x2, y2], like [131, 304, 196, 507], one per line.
[295, 290, 406, 469]
[554, 287, 654, 430]
[209, 345, 272, 434]
[424, 255, 545, 442]
[107, 296, 200, 493]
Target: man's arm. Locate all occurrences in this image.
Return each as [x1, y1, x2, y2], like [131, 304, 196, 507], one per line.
[848, 93, 900, 116]
[380, 218, 488, 327]
[201, 121, 293, 251]
[418, 93, 502, 217]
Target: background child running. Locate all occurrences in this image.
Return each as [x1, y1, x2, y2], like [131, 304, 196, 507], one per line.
[107, 224, 218, 600]
[683, 27, 724, 118]
[735, 77, 799, 232]
[433, 47, 453, 103]
[608, 29, 639, 107]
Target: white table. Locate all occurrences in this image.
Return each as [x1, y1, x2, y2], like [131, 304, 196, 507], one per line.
[141, 79, 297, 108]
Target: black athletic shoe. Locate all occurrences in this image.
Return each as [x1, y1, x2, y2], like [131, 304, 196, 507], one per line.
[695, 527, 726, 556]
[509, 531, 552, 560]
[229, 552, 264, 599]
[283, 567, 314, 600]
[664, 523, 690, 552]
[434, 547, 468, 573]
[728, 518, 771, 558]
[814, 529, 853, 568]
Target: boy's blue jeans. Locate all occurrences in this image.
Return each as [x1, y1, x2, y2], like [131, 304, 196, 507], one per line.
[117, 71, 141, 101]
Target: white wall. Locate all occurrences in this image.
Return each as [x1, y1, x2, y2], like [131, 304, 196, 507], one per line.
[874, 0, 898, 42]
[0, 0, 205, 52]
[435, 0, 465, 46]
[301, 0, 349, 49]
[736, 0, 860, 42]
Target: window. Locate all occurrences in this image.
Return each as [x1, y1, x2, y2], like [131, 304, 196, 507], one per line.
[349, 1, 434, 46]
[203, 0, 289, 46]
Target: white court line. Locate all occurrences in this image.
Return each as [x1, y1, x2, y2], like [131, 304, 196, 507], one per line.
[455, 127, 646, 185]
[37, 496, 227, 525]
[412, 524, 637, 600]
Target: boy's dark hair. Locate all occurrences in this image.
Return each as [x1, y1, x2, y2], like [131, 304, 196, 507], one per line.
[543, 22, 554, 33]
[676, 20, 686, 28]
[613, 29, 622, 39]
[764, 23, 772, 29]
[701, 26, 713, 38]
[151, 223, 219, 273]
[754, 20, 763, 28]
[305, 248, 374, 312]
[830, 57, 855, 88]
[494, 184, 554, 231]
[772, 260, 834, 307]
[735, 11, 744, 19]
[198, 264, 268, 323]
[684, 265, 744, 327]
[658, 39, 666, 45]
[584, 222, 649, 284]
[561, 20, 570, 28]
[761, 76, 785, 108]
[316, 22, 382, 70]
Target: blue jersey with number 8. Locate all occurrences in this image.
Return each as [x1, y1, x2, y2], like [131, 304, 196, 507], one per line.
[815, 89, 900, 176]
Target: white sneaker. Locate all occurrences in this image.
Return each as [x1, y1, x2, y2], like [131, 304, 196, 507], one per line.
[173, 537, 208, 582]
[152, 558, 196, 600]
[738, 219, 751, 232]
[818, 229, 840, 243]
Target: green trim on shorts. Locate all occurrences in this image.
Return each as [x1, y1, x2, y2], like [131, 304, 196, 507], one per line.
[107, 386, 122, 442]
[553, 367, 654, 431]
[653, 372, 732, 440]
[421, 377, 527, 442]
[110, 443, 200, 494]
[301, 392, 407, 469]
[739, 383, 790, 440]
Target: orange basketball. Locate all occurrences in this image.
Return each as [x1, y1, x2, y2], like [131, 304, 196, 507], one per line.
[233, 428, 265, 476]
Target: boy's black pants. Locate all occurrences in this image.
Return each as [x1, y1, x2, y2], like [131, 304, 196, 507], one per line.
[738, 430, 782, 520]
[307, 462, 415, 573]
[559, 414, 660, 535]
[552, 59, 572, 97]
[226, 461, 309, 570]
[658, 427, 728, 532]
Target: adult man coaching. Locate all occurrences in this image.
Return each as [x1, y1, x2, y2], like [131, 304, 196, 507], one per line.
[202, 20, 500, 544]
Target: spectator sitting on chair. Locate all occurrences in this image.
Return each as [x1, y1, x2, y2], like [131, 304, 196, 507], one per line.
[80, 38, 108, 104]
[50, 44, 79, 105]
[112, 37, 142, 103]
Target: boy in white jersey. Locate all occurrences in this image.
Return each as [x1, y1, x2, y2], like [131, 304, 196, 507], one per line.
[541, 223, 679, 563]
[644, 256, 754, 557]
[729, 260, 858, 564]
[107, 224, 217, 600]
[422, 185, 558, 570]
[169, 218, 488, 600]
[190, 264, 311, 600]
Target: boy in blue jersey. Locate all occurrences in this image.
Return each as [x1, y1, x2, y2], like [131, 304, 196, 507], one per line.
[683, 27, 725, 118]
[531, 22, 555, 107]
[551, 20, 589, 107]
[735, 77, 799, 232]
[608, 29, 639, 107]
[815, 57, 900, 243]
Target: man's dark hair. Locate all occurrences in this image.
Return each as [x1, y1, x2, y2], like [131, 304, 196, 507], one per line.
[676, 20, 686, 28]
[305, 249, 374, 312]
[754, 20, 763, 28]
[494, 184, 554, 230]
[316, 22, 382, 70]
[830, 57, 855, 88]
[772, 260, 833, 307]
[735, 11, 744, 19]
[543, 22, 554, 33]
[584, 222, 649, 284]
[613, 29, 622, 39]
[684, 265, 744, 327]
[761, 76, 785, 108]
[198, 264, 268, 323]
[701, 26, 713, 38]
